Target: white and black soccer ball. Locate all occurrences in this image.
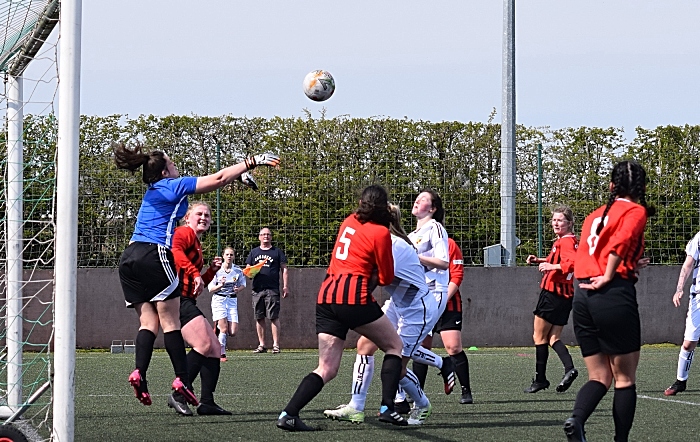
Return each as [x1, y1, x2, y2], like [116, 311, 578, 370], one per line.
[303, 70, 335, 102]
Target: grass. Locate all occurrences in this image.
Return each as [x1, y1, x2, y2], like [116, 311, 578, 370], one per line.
[72, 345, 698, 441]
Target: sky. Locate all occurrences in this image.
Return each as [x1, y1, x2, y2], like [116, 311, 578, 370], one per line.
[28, 1, 700, 136]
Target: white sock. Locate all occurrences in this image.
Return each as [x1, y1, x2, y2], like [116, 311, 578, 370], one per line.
[399, 369, 430, 408]
[677, 349, 694, 381]
[348, 354, 374, 411]
[218, 332, 227, 356]
[412, 346, 443, 369]
[395, 385, 406, 403]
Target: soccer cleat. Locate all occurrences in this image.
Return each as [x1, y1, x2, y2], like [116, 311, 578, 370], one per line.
[394, 400, 411, 414]
[556, 368, 579, 393]
[439, 356, 456, 394]
[564, 417, 587, 442]
[272, 345, 281, 354]
[524, 378, 550, 393]
[459, 389, 474, 404]
[664, 379, 687, 396]
[197, 401, 232, 416]
[168, 392, 193, 416]
[128, 369, 152, 406]
[276, 412, 314, 431]
[253, 345, 267, 353]
[172, 377, 199, 406]
[407, 403, 432, 425]
[377, 405, 408, 426]
[323, 404, 365, 423]
[220, 355, 228, 362]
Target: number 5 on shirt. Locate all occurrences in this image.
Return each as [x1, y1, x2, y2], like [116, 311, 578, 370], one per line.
[335, 227, 356, 260]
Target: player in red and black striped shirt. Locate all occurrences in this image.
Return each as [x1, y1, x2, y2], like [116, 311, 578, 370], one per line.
[170, 202, 230, 416]
[564, 161, 655, 442]
[524, 206, 579, 395]
[430, 237, 474, 404]
[278, 185, 407, 431]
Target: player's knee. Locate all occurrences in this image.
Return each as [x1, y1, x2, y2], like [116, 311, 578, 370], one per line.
[682, 341, 697, 352]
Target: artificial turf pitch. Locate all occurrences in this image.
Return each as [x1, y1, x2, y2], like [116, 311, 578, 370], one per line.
[74, 345, 696, 441]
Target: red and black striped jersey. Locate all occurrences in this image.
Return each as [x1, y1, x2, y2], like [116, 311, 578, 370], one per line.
[540, 234, 578, 298]
[575, 199, 647, 282]
[317, 214, 394, 305]
[172, 226, 216, 299]
[446, 238, 464, 313]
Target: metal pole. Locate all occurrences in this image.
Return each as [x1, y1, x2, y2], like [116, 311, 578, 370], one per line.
[537, 143, 543, 257]
[54, 1, 82, 440]
[6, 74, 23, 411]
[501, 0, 516, 266]
[216, 143, 221, 256]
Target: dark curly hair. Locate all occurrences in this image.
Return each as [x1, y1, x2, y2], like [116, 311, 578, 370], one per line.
[355, 185, 392, 228]
[596, 160, 656, 235]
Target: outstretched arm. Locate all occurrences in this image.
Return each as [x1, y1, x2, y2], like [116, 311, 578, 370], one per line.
[195, 153, 280, 194]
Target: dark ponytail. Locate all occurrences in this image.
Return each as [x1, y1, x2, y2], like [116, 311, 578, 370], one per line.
[596, 160, 655, 235]
[113, 141, 167, 185]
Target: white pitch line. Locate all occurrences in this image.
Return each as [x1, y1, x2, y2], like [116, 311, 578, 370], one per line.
[638, 394, 700, 406]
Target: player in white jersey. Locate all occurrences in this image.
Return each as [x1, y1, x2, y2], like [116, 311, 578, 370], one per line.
[403, 189, 455, 396]
[208, 247, 246, 362]
[664, 230, 700, 396]
[324, 205, 442, 425]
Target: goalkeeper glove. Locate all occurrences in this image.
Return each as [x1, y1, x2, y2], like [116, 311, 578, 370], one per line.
[245, 152, 280, 170]
[238, 171, 258, 191]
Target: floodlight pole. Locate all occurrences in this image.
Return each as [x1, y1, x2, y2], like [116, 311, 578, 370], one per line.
[54, 0, 82, 441]
[501, 0, 517, 266]
[6, 74, 24, 412]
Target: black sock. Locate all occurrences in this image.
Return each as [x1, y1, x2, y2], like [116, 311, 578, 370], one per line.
[451, 351, 471, 392]
[551, 340, 575, 372]
[571, 380, 608, 425]
[199, 357, 221, 405]
[381, 354, 403, 410]
[535, 344, 548, 382]
[613, 384, 636, 442]
[134, 329, 156, 377]
[412, 361, 429, 389]
[187, 349, 206, 386]
[284, 372, 325, 417]
[163, 330, 190, 387]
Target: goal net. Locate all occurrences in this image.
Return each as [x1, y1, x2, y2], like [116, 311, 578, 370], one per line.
[1, 0, 60, 440]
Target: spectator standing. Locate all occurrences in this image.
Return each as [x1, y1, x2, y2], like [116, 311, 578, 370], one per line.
[245, 227, 289, 354]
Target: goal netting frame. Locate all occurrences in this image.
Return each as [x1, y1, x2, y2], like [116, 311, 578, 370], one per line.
[1, 1, 80, 441]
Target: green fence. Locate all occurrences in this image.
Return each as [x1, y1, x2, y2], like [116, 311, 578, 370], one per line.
[3, 114, 699, 267]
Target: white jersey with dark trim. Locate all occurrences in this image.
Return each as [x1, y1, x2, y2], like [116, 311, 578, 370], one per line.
[409, 219, 449, 292]
[686, 231, 700, 295]
[384, 235, 430, 309]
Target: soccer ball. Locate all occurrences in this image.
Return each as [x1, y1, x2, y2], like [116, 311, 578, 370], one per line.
[303, 70, 335, 102]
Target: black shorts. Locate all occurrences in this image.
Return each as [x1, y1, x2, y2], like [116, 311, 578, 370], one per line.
[179, 296, 204, 327]
[572, 276, 640, 357]
[119, 242, 180, 308]
[316, 302, 384, 340]
[434, 309, 463, 333]
[252, 289, 281, 320]
[533, 289, 573, 326]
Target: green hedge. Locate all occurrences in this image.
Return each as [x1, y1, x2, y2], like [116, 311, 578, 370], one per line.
[3, 114, 699, 267]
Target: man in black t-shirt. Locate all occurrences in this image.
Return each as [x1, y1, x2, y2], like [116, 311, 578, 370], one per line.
[245, 227, 288, 354]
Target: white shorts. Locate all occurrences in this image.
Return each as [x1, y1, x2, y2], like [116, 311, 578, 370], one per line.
[211, 295, 238, 323]
[425, 289, 448, 337]
[383, 293, 439, 358]
[684, 294, 700, 342]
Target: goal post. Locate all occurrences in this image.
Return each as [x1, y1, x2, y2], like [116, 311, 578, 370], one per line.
[1, 0, 81, 440]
